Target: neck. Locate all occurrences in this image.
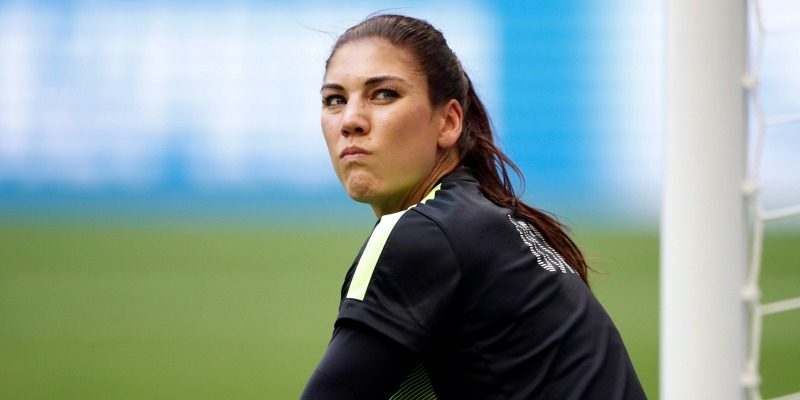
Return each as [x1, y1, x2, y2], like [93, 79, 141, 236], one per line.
[371, 149, 461, 218]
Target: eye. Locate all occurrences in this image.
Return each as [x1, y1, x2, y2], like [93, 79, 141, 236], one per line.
[323, 94, 346, 107]
[374, 88, 400, 101]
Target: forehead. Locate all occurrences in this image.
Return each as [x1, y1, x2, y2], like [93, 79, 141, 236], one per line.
[324, 38, 424, 85]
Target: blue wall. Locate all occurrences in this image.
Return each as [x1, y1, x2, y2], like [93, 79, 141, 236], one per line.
[0, 0, 661, 222]
[497, 1, 600, 210]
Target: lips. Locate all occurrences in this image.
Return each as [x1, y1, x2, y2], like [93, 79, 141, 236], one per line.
[340, 146, 369, 159]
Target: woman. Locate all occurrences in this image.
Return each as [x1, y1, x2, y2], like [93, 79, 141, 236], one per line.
[302, 14, 645, 400]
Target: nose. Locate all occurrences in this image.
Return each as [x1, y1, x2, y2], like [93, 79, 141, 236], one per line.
[340, 98, 369, 136]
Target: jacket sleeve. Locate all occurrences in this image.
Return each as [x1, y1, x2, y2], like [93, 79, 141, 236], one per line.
[300, 320, 416, 400]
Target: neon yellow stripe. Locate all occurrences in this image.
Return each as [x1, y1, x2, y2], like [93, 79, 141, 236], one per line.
[418, 183, 441, 205]
[346, 184, 442, 301]
[347, 210, 406, 300]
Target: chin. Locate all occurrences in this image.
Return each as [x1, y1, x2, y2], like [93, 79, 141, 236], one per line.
[343, 175, 377, 203]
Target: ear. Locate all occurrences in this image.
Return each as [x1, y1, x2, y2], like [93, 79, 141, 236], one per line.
[436, 99, 463, 149]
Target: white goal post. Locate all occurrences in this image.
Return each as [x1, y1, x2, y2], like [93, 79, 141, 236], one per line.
[662, 1, 748, 400]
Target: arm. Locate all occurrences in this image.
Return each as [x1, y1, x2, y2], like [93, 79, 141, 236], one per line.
[300, 320, 416, 400]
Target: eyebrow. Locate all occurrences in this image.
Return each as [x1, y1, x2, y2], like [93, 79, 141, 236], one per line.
[320, 75, 411, 92]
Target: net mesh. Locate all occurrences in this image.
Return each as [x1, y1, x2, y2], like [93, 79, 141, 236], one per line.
[742, 1, 800, 399]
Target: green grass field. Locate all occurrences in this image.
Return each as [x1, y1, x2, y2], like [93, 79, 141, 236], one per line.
[1, 220, 797, 399]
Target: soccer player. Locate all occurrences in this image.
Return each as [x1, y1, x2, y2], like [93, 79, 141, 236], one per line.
[301, 14, 646, 399]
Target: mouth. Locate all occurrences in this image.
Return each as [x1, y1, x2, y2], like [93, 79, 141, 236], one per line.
[340, 146, 369, 160]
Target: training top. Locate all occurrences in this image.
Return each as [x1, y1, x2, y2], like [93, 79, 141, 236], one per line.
[308, 167, 646, 399]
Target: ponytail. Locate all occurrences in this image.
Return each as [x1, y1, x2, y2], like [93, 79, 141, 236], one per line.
[459, 77, 591, 285]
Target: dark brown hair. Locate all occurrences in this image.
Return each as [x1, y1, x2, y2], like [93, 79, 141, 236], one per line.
[327, 14, 590, 284]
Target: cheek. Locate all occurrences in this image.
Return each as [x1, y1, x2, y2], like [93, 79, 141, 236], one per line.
[321, 118, 340, 158]
[383, 111, 439, 160]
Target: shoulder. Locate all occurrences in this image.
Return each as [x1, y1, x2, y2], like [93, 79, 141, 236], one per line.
[411, 168, 501, 228]
[338, 196, 463, 353]
[362, 168, 485, 266]
[410, 169, 514, 258]
[344, 205, 460, 303]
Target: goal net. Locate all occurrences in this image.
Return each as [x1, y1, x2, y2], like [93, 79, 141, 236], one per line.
[741, 1, 800, 399]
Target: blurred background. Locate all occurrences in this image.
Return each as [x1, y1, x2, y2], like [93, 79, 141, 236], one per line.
[1, 0, 798, 398]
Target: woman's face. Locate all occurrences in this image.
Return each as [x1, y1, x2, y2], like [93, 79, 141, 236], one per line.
[321, 38, 452, 216]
